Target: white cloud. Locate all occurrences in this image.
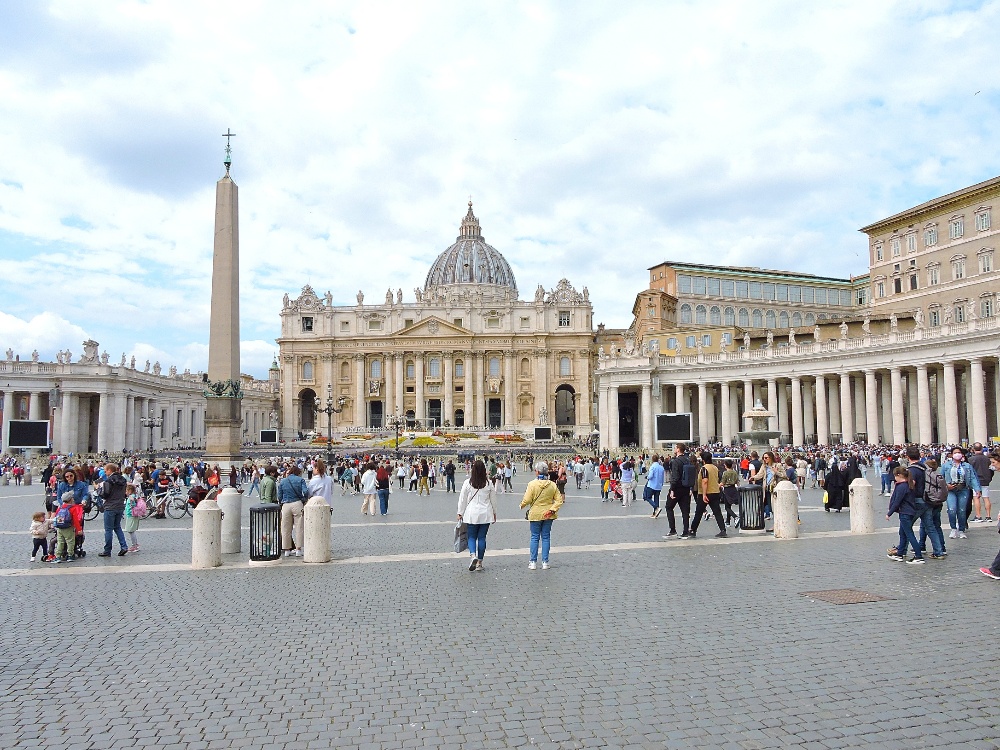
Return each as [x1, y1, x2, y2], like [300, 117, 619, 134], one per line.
[1, 0, 998, 376]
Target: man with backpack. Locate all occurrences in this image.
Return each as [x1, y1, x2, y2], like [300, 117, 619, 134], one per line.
[98, 463, 129, 558]
[663, 443, 693, 539]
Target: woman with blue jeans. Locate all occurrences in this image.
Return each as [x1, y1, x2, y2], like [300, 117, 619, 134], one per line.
[457, 460, 498, 572]
[942, 449, 981, 539]
[520, 461, 564, 570]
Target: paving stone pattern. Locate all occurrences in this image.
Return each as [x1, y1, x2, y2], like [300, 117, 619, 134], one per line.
[1, 473, 999, 749]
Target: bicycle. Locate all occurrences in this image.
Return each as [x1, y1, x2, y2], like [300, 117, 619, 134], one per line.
[163, 487, 193, 519]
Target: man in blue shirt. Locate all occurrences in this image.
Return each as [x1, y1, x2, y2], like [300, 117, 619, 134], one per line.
[644, 455, 665, 519]
[277, 466, 309, 557]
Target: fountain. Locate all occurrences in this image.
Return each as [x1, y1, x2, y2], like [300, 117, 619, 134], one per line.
[738, 399, 780, 453]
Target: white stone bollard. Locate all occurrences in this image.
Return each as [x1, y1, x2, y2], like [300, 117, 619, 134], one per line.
[849, 477, 875, 534]
[216, 487, 243, 554]
[191, 496, 223, 569]
[23, 471, 32, 486]
[772, 480, 799, 539]
[303, 497, 332, 563]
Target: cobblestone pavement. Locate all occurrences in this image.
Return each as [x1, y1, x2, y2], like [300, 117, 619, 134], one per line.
[1, 473, 998, 749]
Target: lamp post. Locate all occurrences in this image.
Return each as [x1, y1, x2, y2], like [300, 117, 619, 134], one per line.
[139, 406, 163, 464]
[313, 384, 346, 467]
[386, 412, 405, 456]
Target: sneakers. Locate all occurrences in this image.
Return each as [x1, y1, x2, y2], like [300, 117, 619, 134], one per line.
[469, 557, 478, 572]
[528, 561, 537, 570]
[949, 530, 959, 539]
[663, 531, 677, 538]
[541, 562, 550, 570]
[118, 549, 128, 556]
[679, 531, 692, 539]
[887, 553, 905, 561]
[979, 567, 1000, 580]
[958, 532, 968, 539]
[284, 550, 293, 557]
[906, 557, 925, 565]
[715, 531, 728, 538]
[985, 517, 993, 523]
[971, 517, 984, 524]
[98, 551, 111, 557]
[29, 556, 36, 563]
[929, 553, 945, 560]
[475, 560, 484, 572]
[683, 533, 696, 540]
[653, 508, 663, 519]
[294, 549, 303, 557]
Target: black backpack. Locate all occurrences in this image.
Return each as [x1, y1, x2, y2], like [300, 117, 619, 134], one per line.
[681, 462, 697, 489]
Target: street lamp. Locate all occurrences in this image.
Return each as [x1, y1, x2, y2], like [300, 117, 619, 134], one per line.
[386, 412, 405, 456]
[139, 406, 163, 463]
[313, 384, 347, 467]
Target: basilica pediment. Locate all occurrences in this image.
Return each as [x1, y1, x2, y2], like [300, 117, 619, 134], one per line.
[397, 316, 470, 337]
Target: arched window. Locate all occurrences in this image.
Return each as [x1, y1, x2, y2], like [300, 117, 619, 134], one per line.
[804, 313, 816, 325]
[752, 309, 763, 328]
[778, 311, 789, 328]
[710, 306, 721, 325]
[428, 357, 441, 377]
[791, 312, 802, 327]
[695, 305, 707, 324]
[520, 357, 530, 377]
[765, 310, 776, 328]
[302, 361, 313, 381]
[340, 361, 349, 380]
[724, 307, 735, 326]
[370, 359, 382, 379]
[680, 304, 692, 324]
[559, 356, 571, 376]
[454, 359, 464, 378]
[738, 308, 749, 327]
[489, 357, 500, 376]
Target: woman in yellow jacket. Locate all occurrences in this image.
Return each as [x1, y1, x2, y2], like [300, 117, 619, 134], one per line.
[520, 461, 565, 570]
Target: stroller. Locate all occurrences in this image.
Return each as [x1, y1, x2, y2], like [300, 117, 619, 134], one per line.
[607, 478, 624, 504]
[187, 485, 210, 508]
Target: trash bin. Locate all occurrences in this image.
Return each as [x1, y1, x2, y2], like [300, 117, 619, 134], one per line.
[739, 484, 766, 532]
[249, 504, 281, 564]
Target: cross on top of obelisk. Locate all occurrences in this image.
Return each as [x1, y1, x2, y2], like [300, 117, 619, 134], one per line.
[222, 128, 236, 175]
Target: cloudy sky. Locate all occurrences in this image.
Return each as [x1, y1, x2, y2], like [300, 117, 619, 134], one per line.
[1, 0, 998, 378]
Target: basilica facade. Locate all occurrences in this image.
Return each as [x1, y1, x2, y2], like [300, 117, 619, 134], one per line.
[276, 204, 595, 438]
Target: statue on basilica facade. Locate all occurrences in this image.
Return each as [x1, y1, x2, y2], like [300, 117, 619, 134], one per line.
[386, 289, 393, 305]
[396, 288, 403, 305]
[356, 290, 364, 305]
[535, 284, 545, 303]
[324, 291, 332, 306]
[130, 356, 136, 369]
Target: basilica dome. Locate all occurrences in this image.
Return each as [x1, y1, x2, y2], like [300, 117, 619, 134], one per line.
[424, 203, 518, 294]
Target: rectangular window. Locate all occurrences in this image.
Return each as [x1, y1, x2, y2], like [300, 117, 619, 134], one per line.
[788, 285, 801, 302]
[909, 275, 918, 291]
[692, 276, 707, 295]
[856, 288, 868, 305]
[955, 305, 965, 323]
[707, 277, 720, 296]
[666, 338, 678, 350]
[368, 320, 382, 331]
[454, 361, 464, 378]
[893, 278, 902, 294]
[891, 238, 901, 257]
[340, 321, 349, 331]
[977, 211, 991, 231]
[762, 283, 775, 300]
[924, 227, 937, 246]
[405, 385, 414, 393]
[953, 260, 965, 280]
[749, 281, 762, 299]
[677, 275, 692, 293]
[721, 279, 735, 297]
[486, 317, 500, 328]
[776, 284, 788, 301]
[301, 317, 313, 332]
[454, 318, 463, 327]
[979, 253, 993, 273]
[876, 282, 885, 298]
[928, 266, 940, 285]
[735, 281, 749, 298]
[558, 311, 570, 327]
[403, 318, 413, 328]
[519, 316, 530, 328]
[815, 288, 828, 304]
[950, 218, 964, 239]
[840, 290, 851, 306]
[930, 309, 940, 326]
[455, 385, 463, 393]
[983, 298, 994, 318]
[875, 244, 883, 261]
[906, 234, 917, 253]
[801, 286, 814, 303]
[406, 362, 415, 379]
[721, 332, 732, 345]
[685, 336, 696, 348]
[701, 334, 711, 346]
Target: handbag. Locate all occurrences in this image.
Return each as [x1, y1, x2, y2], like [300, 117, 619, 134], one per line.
[454, 522, 468, 553]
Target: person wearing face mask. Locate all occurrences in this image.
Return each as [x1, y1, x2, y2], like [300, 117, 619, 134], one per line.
[941, 448, 981, 540]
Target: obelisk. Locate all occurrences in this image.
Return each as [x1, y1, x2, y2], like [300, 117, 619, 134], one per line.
[203, 131, 244, 467]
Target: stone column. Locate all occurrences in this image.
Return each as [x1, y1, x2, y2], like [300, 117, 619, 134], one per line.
[766, 378, 778, 432]
[394, 353, 405, 419]
[1, 390, 14, 452]
[124, 394, 135, 451]
[803, 378, 815, 443]
[413, 354, 424, 427]
[640, 383, 653, 449]
[96, 391, 112, 453]
[742, 379, 753, 430]
[790, 377, 803, 446]
[907, 371, 920, 444]
[890, 366, 905, 445]
[443, 353, 454, 427]
[916, 365, 932, 444]
[839, 373, 854, 443]
[970, 358, 988, 445]
[504, 352, 515, 428]
[697, 382, 709, 444]
[113, 393, 127, 453]
[863, 370, 879, 444]
[815, 375, 829, 445]
[828, 380, 841, 437]
[777, 381, 789, 439]
[472, 354, 483, 427]
[384, 353, 394, 415]
[879, 373, 893, 444]
[942, 361, 960, 445]
[598, 386, 609, 451]
[28, 392, 41, 420]
[608, 385, 620, 449]
[720, 381, 732, 446]
[353, 355, 366, 427]
[853, 376, 866, 440]
[60, 392, 77, 454]
[675, 384, 685, 414]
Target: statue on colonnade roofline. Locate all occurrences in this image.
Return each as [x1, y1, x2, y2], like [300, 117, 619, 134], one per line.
[788, 329, 796, 345]
[324, 291, 332, 306]
[765, 330, 773, 347]
[356, 290, 364, 305]
[144, 360, 150, 372]
[5, 348, 13, 361]
[535, 284, 545, 303]
[813, 325, 821, 342]
[31, 350, 39, 362]
[386, 289, 393, 305]
[130, 356, 136, 369]
[119, 353, 126, 367]
[913, 307, 924, 328]
[282, 293, 290, 309]
[889, 312, 898, 331]
[839, 321, 848, 338]
[862, 313, 871, 335]
[396, 288, 403, 304]
[743, 331, 750, 349]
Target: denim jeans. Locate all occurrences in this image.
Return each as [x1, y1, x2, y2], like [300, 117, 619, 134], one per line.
[881, 473, 892, 494]
[466, 522, 490, 560]
[377, 488, 389, 515]
[895, 513, 923, 559]
[917, 507, 944, 556]
[946, 489, 971, 531]
[103, 508, 127, 553]
[643, 485, 661, 511]
[529, 519, 554, 563]
[446, 476, 456, 492]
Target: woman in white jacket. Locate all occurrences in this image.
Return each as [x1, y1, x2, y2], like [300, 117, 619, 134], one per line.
[359, 462, 379, 516]
[457, 459, 498, 572]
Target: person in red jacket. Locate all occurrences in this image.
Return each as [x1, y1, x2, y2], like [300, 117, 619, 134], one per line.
[52, 492, 85, 563]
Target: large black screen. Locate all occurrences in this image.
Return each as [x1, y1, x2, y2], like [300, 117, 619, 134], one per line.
[655, 413, 692, 443]
[8, 420, 50, 448]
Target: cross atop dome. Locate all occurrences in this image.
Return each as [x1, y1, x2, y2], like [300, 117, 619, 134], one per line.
[459, 201, 482, 240]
